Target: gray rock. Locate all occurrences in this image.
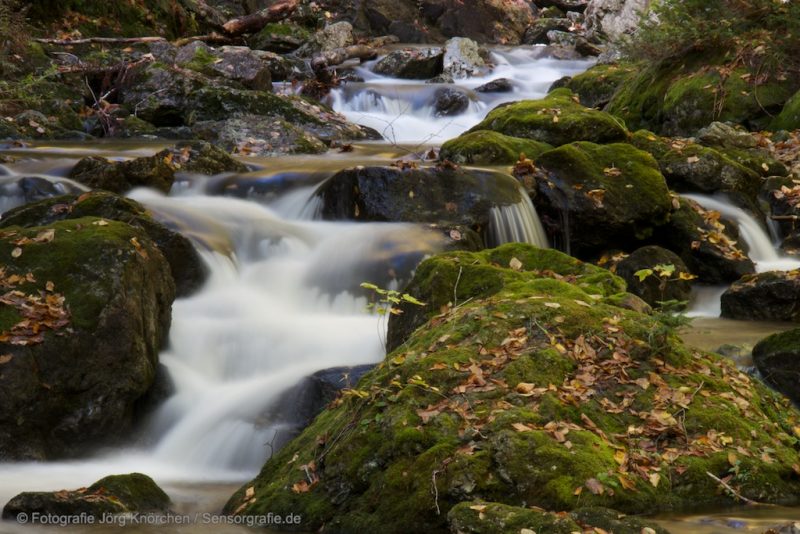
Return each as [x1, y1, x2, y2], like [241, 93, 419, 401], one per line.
[372, 48, 444, 79]
[475, 78, 514, 93]
[522, 18, 572, 44]
[697, 121, 759, 149]
[584, 0, 652, 41]
[433, 87, 470, 116]
[442, 37, 487, 79]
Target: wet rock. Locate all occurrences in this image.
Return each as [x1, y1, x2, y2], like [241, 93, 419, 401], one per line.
[306, 21, 355, 53]
[372, 48, 444, 80]
[432, 87, 470, 117]
[523, 18, 572, 44]
[315, 165, 524, 242]
[17, 177, 85, 204]
[440, 130, 553, 165]
[227, 243, 800, 532]
[585, 0, 652, 40]
[442, 37, 487, 79]
[722, 270, 800, 322]
[0, 218, 174, 459]
[753, 329, 800, 406]
[264, 364, 376, 447]
[537, 0, 590, 12]
[531, 141, 671, 257]
[0, 191, 208, 298]
[612, 245, 692, 307]
[2, 473, 171, 521]
[475, 78, 514, 93]
[469, 88, 628, 147]
[654, 196, 755, 284]
[68, 154, 175, 194]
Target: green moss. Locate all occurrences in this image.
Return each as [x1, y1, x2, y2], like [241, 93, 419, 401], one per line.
[469, 88, 628, 146]
[439, 131, 553, 165]
[184, 45, 217, 74]
[226, 244, 800, 532]
[772, 89, 800, 131]
[87, 473, 170, 512]
[557, 63, 637, 109]
[448, 501, 581, 534]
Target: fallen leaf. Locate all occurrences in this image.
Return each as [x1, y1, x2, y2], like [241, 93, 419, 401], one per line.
[649, 473, 661, 488]
[544, 302, 561, 309]
[0, 354, 12, 365]
[11, 247, 21, 258]
[687, 155, 700, 164]
[469, 504, 487, 512]
[509, 257, 523, 271]
[585, 478, 605, 495]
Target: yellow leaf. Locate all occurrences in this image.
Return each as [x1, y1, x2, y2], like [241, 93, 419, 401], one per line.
[515, 382, 535, 395]
[614, 450, 627, 465]
[469, 504, 487, 512]
[728, 452, 738, 466]
[573, 486, 583, 496]
[11, 247, 21, 258]
[509, 257, 523, 271]
[649, 473, 661, 487]
[687, 156, 700, 164]
[45, 281, 55, 292]
[391, 355, 406, 365]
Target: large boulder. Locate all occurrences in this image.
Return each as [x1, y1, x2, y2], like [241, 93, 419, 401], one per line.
[314, 165, 527, 244]
[225, 244, 800, 533]
[551, 64, 637, 110]
[442, 37, 487, 79]
[612, 245, 693, 307]
[0, 218, 175, 459]
[439, 131, 553, 165]
[372, 48, 444, 79]
[469, 88, 628, 147]
[0, 191, 208, 298]
[3, 473, 171, 521]
[175, 42, 273, 91]
[653, 197, 754, 284]
[752, 328, 800, 406]
[434, 0, 536, 44]
[530, 142, 671, 257]
[584, 0, 652, 41]
[721, 270, 800, 322]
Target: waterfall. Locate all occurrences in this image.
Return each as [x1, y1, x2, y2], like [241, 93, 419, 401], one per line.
[487, 186, 549, 248]
[684, 194, 800, 272]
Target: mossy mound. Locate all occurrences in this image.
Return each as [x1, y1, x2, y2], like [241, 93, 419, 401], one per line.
[2, 473, 171, 521]
[531, 141, 672, 257]
[0, 218, 174, 459]
[225, 244, 800, 533]
[439, 131, 553, 165]
[607, 59, 795, 136]
[772, 90, 800, 131]
[752, 328, 800, 407]
[0, 191, 207, 297]
[552, 63, 637, 110]
[469, 88, 628, 147]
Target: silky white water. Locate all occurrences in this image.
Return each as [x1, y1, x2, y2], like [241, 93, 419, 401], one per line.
[330, 48, 593, 144]
[685, 194, 800, 318]
[0, 48, 566, 519]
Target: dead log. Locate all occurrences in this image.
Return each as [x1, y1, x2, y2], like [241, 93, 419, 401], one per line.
[35, 37, 167, 46]
[173, 32, 235, 47]
[310, 45, 378, 73]
[222, 0, 299, 36]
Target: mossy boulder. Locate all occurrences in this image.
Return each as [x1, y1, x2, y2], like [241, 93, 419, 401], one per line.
[551, 63, 637, 110]
[225, 244, 800, 533]
[2, 473, 171, 521]
[653, 197, 754, 284]
[315, 165, 526, 246]
[250, 22, 311, 54]
[612, 246, 693, 308]
[607, 59, 795, 136]
[772, 90, 800, 131]
[0, 191, 207, 298]
[531, 141, 671, 257]
[439, 131, 553, 165]
[469, 88, 628, 147]
[175, 42, 272, 91]
[0, 218, 175, 459]
[752, 328, 800, 406]
[721, 270, 800, 322]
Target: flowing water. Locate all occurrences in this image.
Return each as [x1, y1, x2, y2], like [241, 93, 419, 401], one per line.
[0, 47, 799, 533]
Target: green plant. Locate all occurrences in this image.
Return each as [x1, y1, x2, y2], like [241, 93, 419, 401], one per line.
[360, 282, 426, 349]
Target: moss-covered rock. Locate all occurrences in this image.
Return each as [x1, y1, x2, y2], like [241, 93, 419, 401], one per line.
[2, 473, 171, 521]
[721, 270, 800, 322]
[752, 328, 800, 406]
[250, 22, 311, 54]
[0, 218, 175, 459]
[653, 196, 754, 284]
[531, 141, 671, 257]
[439, 131, 553, 165]
[68, 154, 175, 194]
[0, 191, 207, 298]
[315, 165, 526, 246]
[772, 90, 800, 131]
[447, 501, 582, 533]
[607, 59, 795, 136]
[551, 63, 637, 110]
[469, 88, 628, 147]
[225, 244, 800, 533]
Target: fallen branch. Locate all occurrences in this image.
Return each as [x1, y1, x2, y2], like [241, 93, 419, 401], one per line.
[173, 32, 235, 47]
[56, 54, 155, 76]
[35, 37, 166, 46]
[222, 0, 299, 36]
[310, 45, 378, 73]
[705, 471, 768, 506]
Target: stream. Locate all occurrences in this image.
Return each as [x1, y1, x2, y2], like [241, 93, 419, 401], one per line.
[1, 47, 800, 533]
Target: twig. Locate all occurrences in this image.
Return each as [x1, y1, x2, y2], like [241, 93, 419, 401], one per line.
[431, 469, 442, 515]
[263, 429, 279, 460]
[453, 265, 463, 307]
[705, 471, 766, 506]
